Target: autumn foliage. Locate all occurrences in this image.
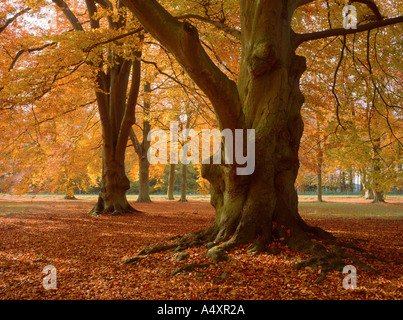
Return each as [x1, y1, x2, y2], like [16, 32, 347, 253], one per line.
[0, 196, 401, 300]
[0, 0, 402, 302]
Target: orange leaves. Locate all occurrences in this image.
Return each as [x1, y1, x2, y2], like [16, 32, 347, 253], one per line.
[0, 197, 402, 300]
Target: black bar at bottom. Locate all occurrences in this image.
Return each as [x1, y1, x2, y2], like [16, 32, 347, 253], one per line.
[0, 300, 397, 318]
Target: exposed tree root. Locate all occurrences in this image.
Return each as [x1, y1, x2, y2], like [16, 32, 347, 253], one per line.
[122, 255, 147, 265]
[89, 194, 143, 216]
[122, 223, 381, 282]
[291, 237, 380, 282]
[136, 197, 152, 203]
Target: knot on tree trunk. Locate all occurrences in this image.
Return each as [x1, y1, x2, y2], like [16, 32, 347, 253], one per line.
[183, 21, 199, 38]
[248, 42, 280, 78]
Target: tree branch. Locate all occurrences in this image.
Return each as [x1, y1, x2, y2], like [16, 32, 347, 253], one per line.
[331, 35, 347, 131]
[296, 0, 382, 18]
[122, 0, 243, 131]
[0, 7, 30, 34]
[116, 50, 142, 160]
[8, 42, 57, 72]
[52, 0, 84, 31]
[0, 42, 57, 93]
[129, 128, 142, 155]
[296, 0, 315, 7]
[94, 0, 113, 9]
[175, 14, 241, 40]
[351, 0, 382, 20]
[295, 16, 403, 47]
[85, 0, 100, 29]
[82, 27, 144, 53]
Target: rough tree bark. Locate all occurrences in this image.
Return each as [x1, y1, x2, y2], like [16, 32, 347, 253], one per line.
[180, 163, 187, 202]
[137, 153, 151, 202]
[91, 47, 143, 215]
[122, 0, 402, 272]
[371, 137, 385, 203]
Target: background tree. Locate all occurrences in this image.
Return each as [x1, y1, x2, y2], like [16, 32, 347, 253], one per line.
[130, 81, 152, 203]
[45, 0, 144, 214]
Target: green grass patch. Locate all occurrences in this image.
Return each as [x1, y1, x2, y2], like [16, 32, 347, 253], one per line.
[298, 201, 403, 219]
[1, 194, 401, 219]
[0, 203, 30, 215]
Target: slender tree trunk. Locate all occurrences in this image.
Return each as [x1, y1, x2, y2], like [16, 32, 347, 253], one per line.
[348, 170, 354, 193]
[371, 137, 385, 203]
[167, 163, 176, 200]
[136, 82, 152, 203]
[365, 189, 374, 200]
[316, 119, 323, 202]
[180, 163, 187, 202]
[340, 170, 346, 193]
[361, 169, 374, 199]
[137, 153, 151, 202]
[317, 166, 323, 202]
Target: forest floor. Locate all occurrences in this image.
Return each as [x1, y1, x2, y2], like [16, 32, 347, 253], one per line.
[0, 195, 402, 300]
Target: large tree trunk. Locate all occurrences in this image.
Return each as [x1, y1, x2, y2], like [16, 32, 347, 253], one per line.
[195, 1, 334, 257]
[123, 0, 379, 272]
[372, 190, 385, 203]
[200, 61, 316, 254]
[124, 0, 333, 252]
[90, 50, 143, 215]
[371, 137, 385, 203]
[95, 157, 135, 215]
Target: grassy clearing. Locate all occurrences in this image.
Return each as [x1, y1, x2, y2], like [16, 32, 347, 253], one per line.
[1, 194, 401, 219]
[298, 201, 403, 219]
[0, 194, 212, 215]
